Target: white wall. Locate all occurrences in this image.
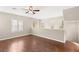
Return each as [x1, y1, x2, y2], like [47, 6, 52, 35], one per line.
[78, 23, 79, 42]
[63, 7, 79, 43]
[63, 6, 79, 20]
[32, 16, 64, 42]
[41, 16, 63, 30]
[64, 21, 78, 42]
[0, 12, 34, 40]
[33, 28, 64, 42]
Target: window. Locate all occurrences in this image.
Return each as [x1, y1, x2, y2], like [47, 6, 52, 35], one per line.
[18, 20, 23, 32]
[11, 19, 23, 33]
[11, 19, 18, 32]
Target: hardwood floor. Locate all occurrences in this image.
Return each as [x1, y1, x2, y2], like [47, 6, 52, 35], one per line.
[64, 41, 79, 52]
[0, 35, 64, 52]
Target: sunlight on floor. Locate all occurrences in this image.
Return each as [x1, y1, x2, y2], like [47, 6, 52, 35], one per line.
[8, 40, 24, 52]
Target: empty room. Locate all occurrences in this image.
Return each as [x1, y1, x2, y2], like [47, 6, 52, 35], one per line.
[0, 6, 79, 52]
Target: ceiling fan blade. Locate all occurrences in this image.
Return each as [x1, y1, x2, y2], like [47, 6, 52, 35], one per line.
[33, 10, 40, 12]
[25, 11, 29, 13]
[25, 11, 35, 14]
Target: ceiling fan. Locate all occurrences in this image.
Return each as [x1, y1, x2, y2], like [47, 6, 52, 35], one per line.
[12, 6, 40, 15]
[24, 6, 40, 14]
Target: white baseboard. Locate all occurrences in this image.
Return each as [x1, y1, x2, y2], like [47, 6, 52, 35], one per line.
[0, 33, 30, 41]
[0, 33, 64, 43]
[33, 34, 64, 43]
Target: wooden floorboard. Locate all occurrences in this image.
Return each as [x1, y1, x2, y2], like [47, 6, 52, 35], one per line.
[64, 41, 79, 52]
[0, 35, 64, 52]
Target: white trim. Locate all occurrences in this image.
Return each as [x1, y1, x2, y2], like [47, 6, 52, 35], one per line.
[64, 20, 79, 22]
[0, 33, 30, 41]
[33, 34, 64, 43]
[71, 41, 79, 46]
[0, 33, 64, 43]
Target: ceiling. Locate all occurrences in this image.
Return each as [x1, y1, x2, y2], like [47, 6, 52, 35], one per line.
[0, 6, 74, 19]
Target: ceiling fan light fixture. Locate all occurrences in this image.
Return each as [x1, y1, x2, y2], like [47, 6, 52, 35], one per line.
[25, 6, 40, 15]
